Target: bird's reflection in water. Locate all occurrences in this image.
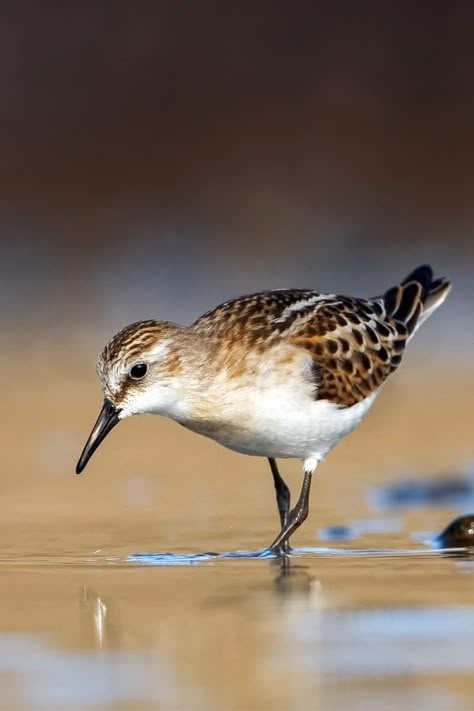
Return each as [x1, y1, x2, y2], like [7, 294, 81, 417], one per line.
[80, 554, 322, 657]
[272, 555, 322, 605]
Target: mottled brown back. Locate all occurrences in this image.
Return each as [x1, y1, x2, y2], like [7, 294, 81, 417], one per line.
[193, 266, 450, 407]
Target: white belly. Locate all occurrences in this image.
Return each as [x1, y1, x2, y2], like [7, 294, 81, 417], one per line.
[182, 389, 378, 461]
[172, 344, 378, 462]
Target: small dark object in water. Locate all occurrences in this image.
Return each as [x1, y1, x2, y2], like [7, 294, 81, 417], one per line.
[434, 514, 474, 548]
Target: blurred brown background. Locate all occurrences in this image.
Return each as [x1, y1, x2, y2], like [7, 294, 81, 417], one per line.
[2, 1, 473, 338]
[1, 7, 474, 708]
[1, 1, 473, 540]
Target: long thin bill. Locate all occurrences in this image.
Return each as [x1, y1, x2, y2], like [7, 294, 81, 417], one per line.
[76, 399, 121, 474]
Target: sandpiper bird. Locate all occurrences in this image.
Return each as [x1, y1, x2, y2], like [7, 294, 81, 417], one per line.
[76, 265, 450, 553]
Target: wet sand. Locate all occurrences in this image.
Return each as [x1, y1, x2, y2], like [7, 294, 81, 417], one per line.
[0, 350, 473, 709]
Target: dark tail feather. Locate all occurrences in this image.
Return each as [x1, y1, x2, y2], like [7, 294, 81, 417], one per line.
[401, 264, 434, 291]
[382, 264, 451, 336]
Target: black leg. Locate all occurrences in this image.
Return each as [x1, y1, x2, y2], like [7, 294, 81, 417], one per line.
[268, 458, 291, 529]
[270, 471, 312, 553]
[268, 458, 291, 555]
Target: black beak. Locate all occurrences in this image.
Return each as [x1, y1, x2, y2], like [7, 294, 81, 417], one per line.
[76, 399, 121, 474]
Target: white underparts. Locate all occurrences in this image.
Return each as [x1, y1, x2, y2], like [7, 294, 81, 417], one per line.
[179, 358, 379, 462]
[303, 456, 320, 475]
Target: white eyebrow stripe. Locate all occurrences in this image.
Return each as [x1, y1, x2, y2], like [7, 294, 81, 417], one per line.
[146, 339, 172, 359]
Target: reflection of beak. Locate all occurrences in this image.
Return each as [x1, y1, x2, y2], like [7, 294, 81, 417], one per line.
[76, 399, 121, 474]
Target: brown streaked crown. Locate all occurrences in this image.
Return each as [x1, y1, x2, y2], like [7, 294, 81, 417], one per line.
[99, 320, 172, 368]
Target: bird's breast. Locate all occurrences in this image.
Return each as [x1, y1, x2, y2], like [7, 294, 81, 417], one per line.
[177, 373, 378, 460]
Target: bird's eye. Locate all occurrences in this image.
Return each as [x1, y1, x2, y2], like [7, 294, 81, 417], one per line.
[129, 363, 148, 380]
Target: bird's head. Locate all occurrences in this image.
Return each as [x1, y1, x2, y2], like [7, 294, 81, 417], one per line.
[76, 320, 196, 474]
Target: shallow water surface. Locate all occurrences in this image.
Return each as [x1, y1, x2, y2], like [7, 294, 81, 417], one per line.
[1, 362, 474, 709]
[0, 528, 473, 711]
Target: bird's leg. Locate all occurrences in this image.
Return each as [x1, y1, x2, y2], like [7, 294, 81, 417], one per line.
[269, 467, 314, 553]
[268, 458, 291, 555]
[268, 458, 291, 527]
